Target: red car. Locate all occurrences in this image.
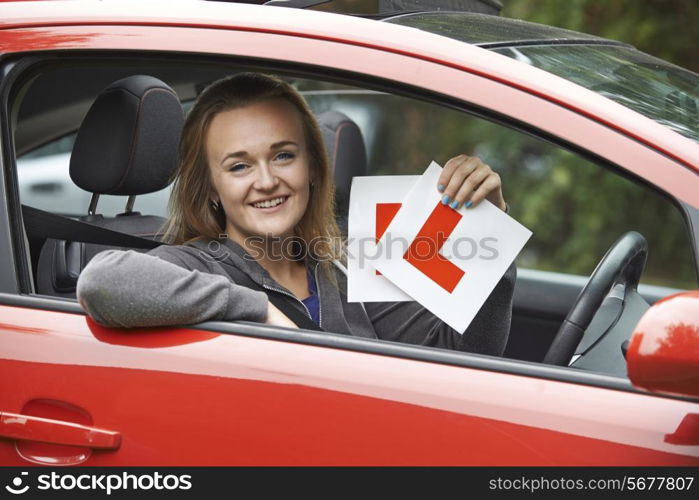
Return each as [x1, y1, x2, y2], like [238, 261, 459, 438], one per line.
[0, 0, 698, 465]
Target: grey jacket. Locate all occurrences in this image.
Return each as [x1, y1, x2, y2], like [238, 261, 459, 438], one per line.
[77, 238, 516, 356]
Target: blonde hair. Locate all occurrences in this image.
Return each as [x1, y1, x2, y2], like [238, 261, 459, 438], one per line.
[162, 73, 343, 269]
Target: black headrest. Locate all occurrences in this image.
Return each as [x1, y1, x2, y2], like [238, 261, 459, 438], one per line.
[317, 110, 367, 216]
[70, 75, 184, 196]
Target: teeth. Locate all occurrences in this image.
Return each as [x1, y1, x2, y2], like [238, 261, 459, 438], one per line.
[253, 197, 286, 209]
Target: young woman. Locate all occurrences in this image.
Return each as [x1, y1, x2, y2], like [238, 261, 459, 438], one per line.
[77, 73, 515, 355]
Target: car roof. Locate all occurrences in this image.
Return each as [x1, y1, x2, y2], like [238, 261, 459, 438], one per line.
[0, 0, 620, 49]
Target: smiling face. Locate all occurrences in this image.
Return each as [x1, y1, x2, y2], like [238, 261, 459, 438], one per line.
[206, 98, 312, 245]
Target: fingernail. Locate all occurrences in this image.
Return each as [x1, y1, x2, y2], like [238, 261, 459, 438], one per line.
[450, 200, 459, 209]
[438, 184, 445, 192]
[465, 201, 473, 208]
[441, 195, 450, 205]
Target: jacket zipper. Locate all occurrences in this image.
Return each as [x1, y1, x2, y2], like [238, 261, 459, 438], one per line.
[261, 282, 314, 322]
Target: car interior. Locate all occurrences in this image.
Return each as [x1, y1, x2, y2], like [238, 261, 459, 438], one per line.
[7, 54, 697, 375]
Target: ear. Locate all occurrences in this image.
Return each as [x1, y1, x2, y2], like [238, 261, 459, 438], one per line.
[209, 187, 220, 204]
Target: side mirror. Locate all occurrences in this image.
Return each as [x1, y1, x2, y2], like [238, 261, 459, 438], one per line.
[626, 291, 699, 398]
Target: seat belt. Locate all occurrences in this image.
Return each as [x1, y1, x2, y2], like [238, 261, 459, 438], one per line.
[21, 205, 163, 249]
[22, 204, 323, 331]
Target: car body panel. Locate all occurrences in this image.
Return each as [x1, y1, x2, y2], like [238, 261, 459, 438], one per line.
[0, 1, 697, 466]
[1, 305, 698, 465]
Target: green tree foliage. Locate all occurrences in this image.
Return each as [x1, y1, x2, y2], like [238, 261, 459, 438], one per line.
[503, 0, 699, 72]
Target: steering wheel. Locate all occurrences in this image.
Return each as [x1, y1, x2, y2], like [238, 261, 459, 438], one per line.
[543, 231, 648, 367]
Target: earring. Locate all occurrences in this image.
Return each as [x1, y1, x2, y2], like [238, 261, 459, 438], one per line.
[211, 200, 220, 211]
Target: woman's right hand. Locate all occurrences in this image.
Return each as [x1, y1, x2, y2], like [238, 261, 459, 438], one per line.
[438, 154, 506, 211]
[265, 302, 299, 329]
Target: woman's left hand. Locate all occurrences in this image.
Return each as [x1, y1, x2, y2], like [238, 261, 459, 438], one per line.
[437, 154, 506, 211]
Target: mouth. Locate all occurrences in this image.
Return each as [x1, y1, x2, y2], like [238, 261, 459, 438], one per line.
[250, 195, 290, 210]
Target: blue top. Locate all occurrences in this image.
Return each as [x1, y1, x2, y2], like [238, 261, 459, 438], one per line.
[301, 266, 320, 326]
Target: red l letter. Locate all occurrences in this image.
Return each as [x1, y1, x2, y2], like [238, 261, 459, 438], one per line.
[375, 203, 402, 276]
[403, 203, 464, 293]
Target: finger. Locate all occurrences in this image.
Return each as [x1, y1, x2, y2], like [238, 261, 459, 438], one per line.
[442, 157, 481, 204]
[452, 164, 491, 208]
[468, 173, 502, 208]
[437, 154, 468, 193]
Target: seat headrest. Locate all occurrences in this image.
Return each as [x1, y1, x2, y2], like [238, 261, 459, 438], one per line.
[69, 75, 184, 196]
[317, 110, 367, 217]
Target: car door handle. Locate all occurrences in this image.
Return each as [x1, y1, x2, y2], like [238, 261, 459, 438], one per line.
[0, 412, 121, 450]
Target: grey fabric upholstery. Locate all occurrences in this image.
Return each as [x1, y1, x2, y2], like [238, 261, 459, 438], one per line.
[37, 76, 183, 297]
[317, 110, 367, 233]
[70, 75, 183, 195]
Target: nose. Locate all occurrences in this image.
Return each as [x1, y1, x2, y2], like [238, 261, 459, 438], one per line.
[254, 163, 279, 191]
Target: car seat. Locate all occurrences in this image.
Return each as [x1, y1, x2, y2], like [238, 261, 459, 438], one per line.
[316, 110, 367, 234]
[36, 75, 184, 298]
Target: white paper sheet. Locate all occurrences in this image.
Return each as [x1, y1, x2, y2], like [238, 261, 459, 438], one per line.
[347, 175, 418, 302]
[372, 162, 532, 333]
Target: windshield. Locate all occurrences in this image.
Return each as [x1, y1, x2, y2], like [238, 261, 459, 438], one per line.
[385, 11, 605, 45]
[385, 13, 699, 143]
[494, 45, 699, 143]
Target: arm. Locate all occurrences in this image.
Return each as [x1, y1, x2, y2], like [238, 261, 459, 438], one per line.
[365, 262, 516, 356]
[76, 249, 268, 328]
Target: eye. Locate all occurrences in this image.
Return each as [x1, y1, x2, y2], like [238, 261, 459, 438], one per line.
[228, 162, 249, 173]
[274, 151, 296, 162]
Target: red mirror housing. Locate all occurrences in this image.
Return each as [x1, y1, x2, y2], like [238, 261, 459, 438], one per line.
[627, 291, 699, 398]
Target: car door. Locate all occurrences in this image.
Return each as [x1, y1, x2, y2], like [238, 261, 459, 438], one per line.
[1, 5, 698, 465]
[3, 300, 699, 465]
